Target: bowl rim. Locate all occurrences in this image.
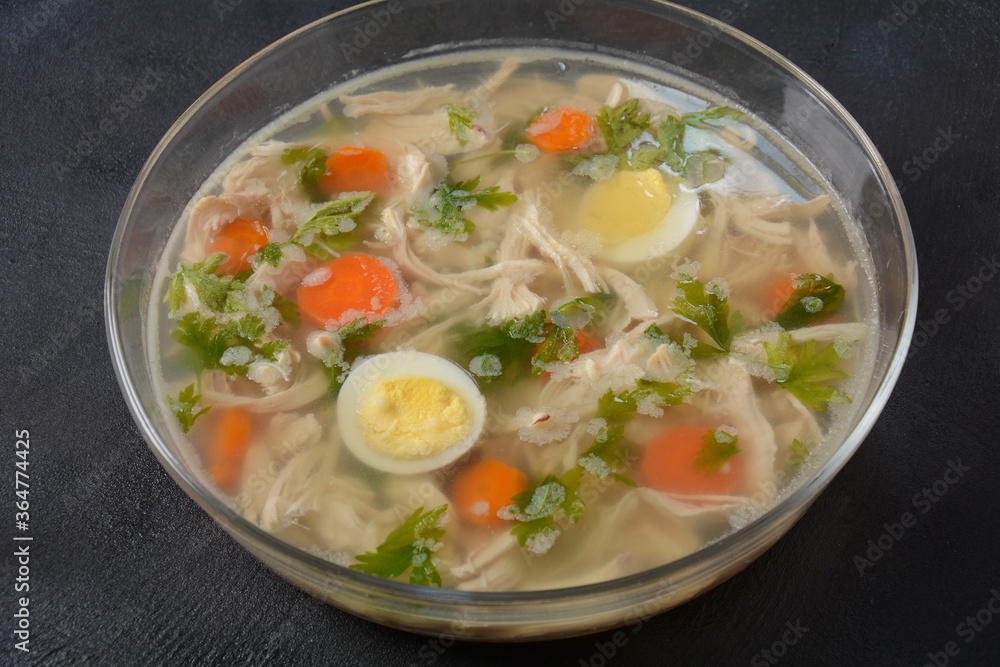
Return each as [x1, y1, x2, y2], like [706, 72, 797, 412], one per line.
[105, 0, 918, 607]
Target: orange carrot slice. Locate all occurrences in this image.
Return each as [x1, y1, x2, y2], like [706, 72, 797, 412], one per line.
[207, 218, 269, 275]
[206, 407, 252, 493]
[641, 426, 741, 496]
[574, 329, 602, 355]
[318, 146, 391, 196]
[525, 107, 598, 153]
[296, 253, 398, 327]
[451, 458, 529, 527]
[763, 273, 797, 317]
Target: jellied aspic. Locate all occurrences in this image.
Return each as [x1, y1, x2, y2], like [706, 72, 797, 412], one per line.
[154, 51, 875, 591]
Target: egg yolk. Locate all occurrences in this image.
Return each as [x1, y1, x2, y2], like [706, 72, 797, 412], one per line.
[358, 377, 472, 460]
[581, 169, 673, 245]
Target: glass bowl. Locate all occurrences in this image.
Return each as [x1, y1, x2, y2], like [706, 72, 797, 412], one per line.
[105, 0, 917, 640]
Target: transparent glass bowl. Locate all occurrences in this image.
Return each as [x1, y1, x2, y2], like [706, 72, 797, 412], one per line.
[105, 0, 917, 640]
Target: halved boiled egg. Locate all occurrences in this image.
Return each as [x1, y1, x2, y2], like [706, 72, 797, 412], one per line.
[337, 350, 487, 474]
[578, 168, 700, 264]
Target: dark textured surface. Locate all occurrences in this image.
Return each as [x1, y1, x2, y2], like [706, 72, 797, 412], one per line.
[2, 0, 999, 664]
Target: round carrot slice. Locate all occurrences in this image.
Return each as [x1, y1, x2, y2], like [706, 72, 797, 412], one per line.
[642, 426, 742, 496]
[452, 458, 529, 527]
[318, 146, 391, 196]
[525, 107, 598, 153]
[296, 253, 398, 327]
[207, 218, 269, 275]
[206, 407, 252, 493]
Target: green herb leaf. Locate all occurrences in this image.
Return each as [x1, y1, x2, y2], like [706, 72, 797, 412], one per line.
[502, 310, 547, 343]
[693, 429, 740, 475]
[259, 339, 290, 361]
[318, 318, 386, 399]
[552, 298, 596, 328]
[282, 146, 329, 202]
[598, 98, 651, 155]
[633, 378, 692, 408]
[774, 274, 846, 329]
[532, 325, 578, 376]
[413, 177, 517, 240]
[169, 384, 210, 433]
[444, 103, 475, 147]
[788, 438, 811, 469]
[622, 146, 668, 171]
[764, 334, 852, 411]
[671, 276, 736, 352]
[351, 505, 447, 587]
[681, 106, 745, 130]
[506, 476, 584, 549]
[256, 242, 285, 268]
[167, 253, 247, 314]
[656, 115, 687, 172]
[339, 317, 386, 345]
[288, 192, 374, 259]
[170, 311, 285, 377]
[456, 312, 542, 384]
[271, 293, 301, 327]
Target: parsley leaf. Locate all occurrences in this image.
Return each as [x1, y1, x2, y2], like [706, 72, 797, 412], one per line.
[597, 98, 651, 155]
[455, 312, 542, 385]
[505, 476, 584, 551]
[170, 312, 282, 376]
[774, 274, 846, 329]
[764, 334, 852, 411]
[644, 323, 724, 359]
[671, 276, 739, 352]
[256, 242, 285, 268]
[532, 325, 578, 376]
[611, 104, 743, 182]
[288, 192, 374, 260]
[413, 177, 517, 240]
[502, 310, 547, 343]
[351, 505, 447, 587]
[788, 438, 811, 469]
[167, 253, 247, 314]
[169, 384, 210, 433]
[681, 106, 745, 129]
[319, 318, 386, 398]
[259, 339, 290, 362]
[656, 115, 687, 172]
[693, 429, 740, 475]
[443, 104, 475, 147]
[270, 292, 301, 327]
[282, 146, 328, 202]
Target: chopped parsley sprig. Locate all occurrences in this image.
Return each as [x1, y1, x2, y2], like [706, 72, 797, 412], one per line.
[413, 177, 517, 241]
[774, 274, 845, 329]
[171, 312, 287, 376]
[282, 147, 329, 202]
[251, 192, 376, 269]
[597, 98, 651, 155]
[169, 384, 211, 433]
[443, 104, 476, 147]
[585, 98, 743, 184]
[693, 429, 741, 475]
[670, 275, 743, 353]
[167, 253, 247, 315]
[351, 505, 448, 587]
[319, 317, 386, 399]
[764, 333, 852, 411]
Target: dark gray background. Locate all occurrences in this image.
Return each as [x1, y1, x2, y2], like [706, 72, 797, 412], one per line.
[2, 0, 999, 665]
